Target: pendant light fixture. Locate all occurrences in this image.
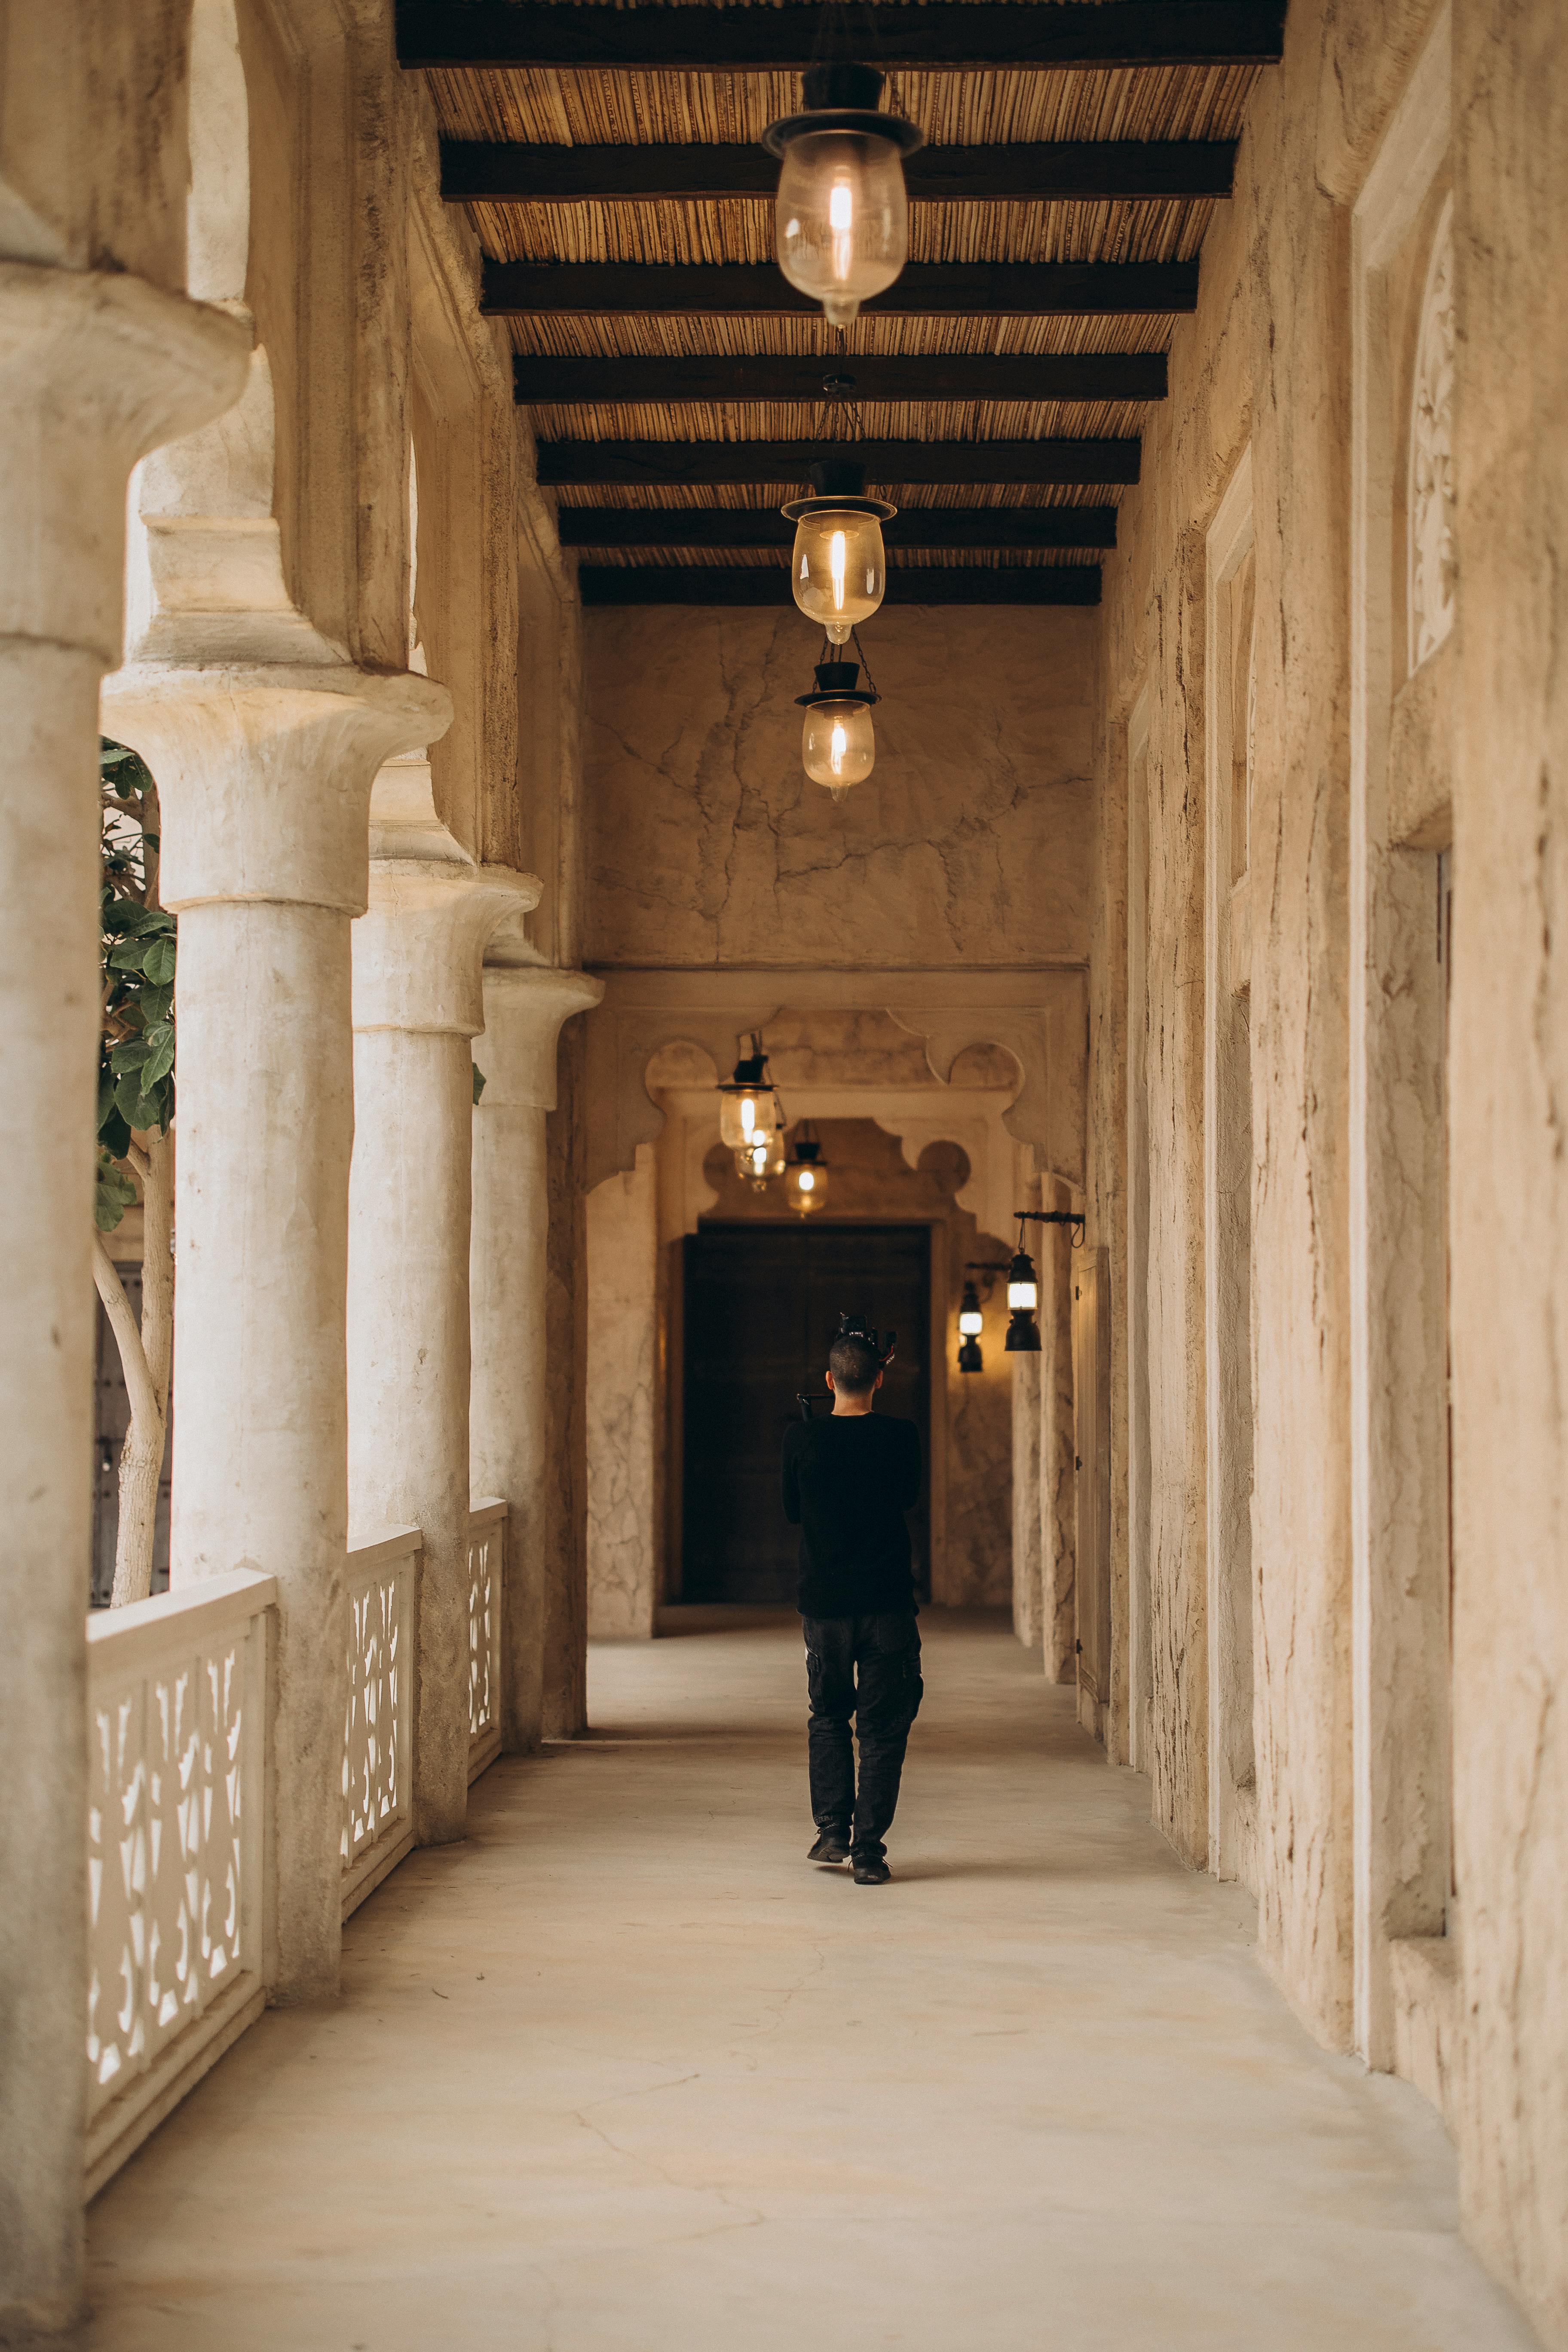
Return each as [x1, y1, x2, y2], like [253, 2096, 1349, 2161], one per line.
[785, 1125, 830, 1216]
[717, 1038, 785, 1155]
[763, 62, 923, 330]
[796, 632, 879, 802]
[738, 1115, 788, 1191]
[782, 456, 894, 642]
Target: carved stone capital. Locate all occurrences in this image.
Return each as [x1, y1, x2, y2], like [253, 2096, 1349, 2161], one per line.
[0, 263, 249, 662]
[475, 967, 605, 1112]
[100, 666, 453, 917]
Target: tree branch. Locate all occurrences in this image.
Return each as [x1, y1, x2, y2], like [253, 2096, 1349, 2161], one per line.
[92, 1237, 161, 1435]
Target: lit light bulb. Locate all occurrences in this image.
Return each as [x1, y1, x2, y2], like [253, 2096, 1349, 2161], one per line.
[801, 694, 875, 796]
[739, 1093, 758, 1137]
[798, 1167, 816, 1194]
[786, 498, 888, 640]
[1008, 1273, 1038, 1313]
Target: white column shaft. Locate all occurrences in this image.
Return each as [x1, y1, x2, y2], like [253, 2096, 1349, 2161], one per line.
[173, 900, 352, 1987]
[0, 259, 246, 2335]
[349, 1030, 476, 1841]
[472, 1099, 550, 1748]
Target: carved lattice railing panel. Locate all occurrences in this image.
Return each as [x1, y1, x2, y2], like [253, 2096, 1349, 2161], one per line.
[468, 1500, 506, 1776]
[341, 1528, 420, 1914]
[84, 1571, 273, 2193]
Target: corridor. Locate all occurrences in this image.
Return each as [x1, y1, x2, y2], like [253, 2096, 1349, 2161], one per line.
[82, 1614, 1531, 2351]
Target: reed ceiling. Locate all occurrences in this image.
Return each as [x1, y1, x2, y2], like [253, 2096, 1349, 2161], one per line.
[406, 6, 1275, 596]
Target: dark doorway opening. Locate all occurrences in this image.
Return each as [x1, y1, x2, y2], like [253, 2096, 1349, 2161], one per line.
[682, 1222, 931, 1605]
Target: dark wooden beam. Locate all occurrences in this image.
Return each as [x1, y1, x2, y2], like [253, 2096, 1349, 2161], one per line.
[576, 564, 1103, 606]
[444, 138, 1237, 205]
[483, 260, 1197, 317]
[557, 505, 1118, 550]
[539, 439, 1137, 488]
[400, 3, 1286, 73]
[513, 351, 1167, 407]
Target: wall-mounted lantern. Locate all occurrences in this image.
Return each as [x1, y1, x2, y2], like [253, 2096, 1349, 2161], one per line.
[958, 1259, 1010, 1372]
[1002, 1208, 1086, 1352]
[786, 1126, 830, 1216]
[764, 62, 923, 330]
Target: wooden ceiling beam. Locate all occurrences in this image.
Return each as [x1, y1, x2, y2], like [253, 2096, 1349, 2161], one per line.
[557, 505, 1118, 550]
[512, 352, 1167, 405]
[538, 440, 1138, 487]
[482, 259, 1197, 316]
[444, 138, 1237, 205]
[576, 565, 1103, 607]
[399, 3, 1285, 72]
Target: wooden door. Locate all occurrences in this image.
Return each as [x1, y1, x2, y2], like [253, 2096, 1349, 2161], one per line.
[682, 1223, 931, 1604]
[1072, 1243, 1113, 1721]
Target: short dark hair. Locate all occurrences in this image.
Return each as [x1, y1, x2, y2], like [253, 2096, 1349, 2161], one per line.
[828, 1333, 881, 1395]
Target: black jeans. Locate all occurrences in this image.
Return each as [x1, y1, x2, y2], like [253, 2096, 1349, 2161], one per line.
[802, 1612, 923, 1860]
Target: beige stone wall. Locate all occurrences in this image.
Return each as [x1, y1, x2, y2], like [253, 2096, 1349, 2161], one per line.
[1451, 3, 1568, 2337]
[583, 605, 1096, 970]
[1090, 0, 1568, 2337]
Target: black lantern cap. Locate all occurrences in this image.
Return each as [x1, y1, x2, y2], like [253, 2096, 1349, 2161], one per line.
[795, 660, 879, 710]
[781, 455, 898, 525]
[793, 1137, 823, 1165]
[762, 60, 925, 159]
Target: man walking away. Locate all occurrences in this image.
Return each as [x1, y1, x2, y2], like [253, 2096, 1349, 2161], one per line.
[781, 1323, 923, 1885]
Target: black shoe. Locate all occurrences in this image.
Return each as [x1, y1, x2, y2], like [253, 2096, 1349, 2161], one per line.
[808, 1829, 849, 1865]
[852, 1856, 891, 1885]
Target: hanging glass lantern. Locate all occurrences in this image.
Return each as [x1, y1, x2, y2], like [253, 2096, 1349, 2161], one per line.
[763, 63, 924, 330]
[797, 661, 877, 801]
[786, 1129, 830, 1217]
[1003, 1244, 1042, 1353]
[717, 1044, 784, 1154]
[782, 457, 895, 643]
[738, 1115, 787, 1191]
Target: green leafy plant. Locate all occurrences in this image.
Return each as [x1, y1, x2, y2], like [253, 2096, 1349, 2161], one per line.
[94, 739, 176, 1607]
[97, 740, 175, 1231]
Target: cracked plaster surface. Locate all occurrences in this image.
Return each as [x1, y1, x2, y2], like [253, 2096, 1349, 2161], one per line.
[584, 606, 1095, 971]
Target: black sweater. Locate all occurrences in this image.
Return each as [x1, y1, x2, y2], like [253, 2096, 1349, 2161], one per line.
[781, 1412, 922, 1617]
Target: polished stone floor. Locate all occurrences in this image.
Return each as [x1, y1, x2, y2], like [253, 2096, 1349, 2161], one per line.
[83, 1610, 1537, 2349]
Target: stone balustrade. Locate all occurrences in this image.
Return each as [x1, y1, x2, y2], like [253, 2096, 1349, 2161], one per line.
[86, 1503, 508, 2193]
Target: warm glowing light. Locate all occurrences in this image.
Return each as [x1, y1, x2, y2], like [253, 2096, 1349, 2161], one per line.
[1008, 1275, 1038, 1312]
[775, 130, 908, 328]
[798, 1167, 816, 1193]
[739, 1093, 758, 1137]
[802, 696, 876, 797]
[788, 505, 886, 640]
[959, 1305, 983, 1336]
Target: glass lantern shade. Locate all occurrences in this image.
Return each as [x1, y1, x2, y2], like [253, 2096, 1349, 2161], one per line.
[801, 694, 876, 799]
[719, 1088, 764, 1152]
[790, 505, 886, 641]
[774, 129, 909, 328]
[958, 1280, 984, 1338]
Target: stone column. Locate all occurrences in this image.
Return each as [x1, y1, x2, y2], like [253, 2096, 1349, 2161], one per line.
[0, 266, 246, 2337]
[99, 669, 451, 2009]
[471, 960, 603, 1752]
[348, 803, 538, 1845]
